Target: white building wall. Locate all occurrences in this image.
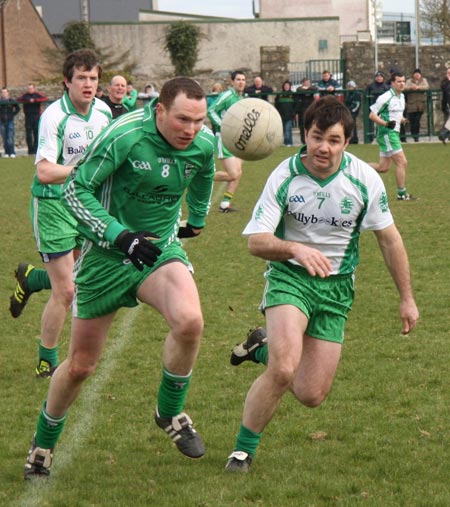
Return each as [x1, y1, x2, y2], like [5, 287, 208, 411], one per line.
[91, 18, 341, 79]
[259, 0, 369, 38]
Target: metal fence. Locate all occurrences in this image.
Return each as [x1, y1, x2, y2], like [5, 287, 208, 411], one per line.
[245, 88, 445, 144]
[288, 59, 344, 88]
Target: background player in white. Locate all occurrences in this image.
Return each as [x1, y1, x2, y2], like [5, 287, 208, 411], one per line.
[10, 49, 111, 377]
[369, 72, 415, 201]
[225, 95, 419, 473]
[208, 70, 246, 212]
[24, 77, 215, 478]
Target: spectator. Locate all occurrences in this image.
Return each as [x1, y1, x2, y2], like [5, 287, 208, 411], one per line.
[369, 72, 415, 201]
[317, 70, 341, 95]
[244, 76, 273, 102]
[344, 80, 361, 144]
[207, 82, 223, 110]
[123, 81, 138, 112]
[405, 69, 429, 142]
[296, 77, 318, 144]
[17, 83, 48, 155]
[366, 71, 390, 142]
[0, 87, 20, 158]
[138, 83, 159, 104]
[95, 86, 105, 99]
[208, 70, 246, 212]
[438, 68, 450, 144]
[101, 75, 128, 118]
[274, 80, 296, 146]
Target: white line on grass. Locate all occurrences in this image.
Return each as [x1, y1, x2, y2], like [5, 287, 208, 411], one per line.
[19, 305, 142, 507]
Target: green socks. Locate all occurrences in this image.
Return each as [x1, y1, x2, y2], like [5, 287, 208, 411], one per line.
[28, 268, 51, 293]
[234, 424, 262, 458]
[38, 341, 58, 369]
[35, 402, 67, 449]
[157, 367, 192, 418]
[254, 343, 268, 365]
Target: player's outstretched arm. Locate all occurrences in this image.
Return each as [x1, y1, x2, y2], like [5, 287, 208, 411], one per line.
[374, 224, 419, 334]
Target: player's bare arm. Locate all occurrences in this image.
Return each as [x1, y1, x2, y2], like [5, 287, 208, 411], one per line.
[374, 224, 419, 334]
[248, 232, 332, 278]
[36, 160, 75, 185]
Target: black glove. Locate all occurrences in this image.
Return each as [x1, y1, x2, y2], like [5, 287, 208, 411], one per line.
[115, 230, 162, 271]
[385, 120, 396, 129]
[178, 223, 202, 239]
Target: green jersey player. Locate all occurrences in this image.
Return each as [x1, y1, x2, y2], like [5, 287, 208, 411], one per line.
[9, 49, 112, 378]
[369, 72, 416, 200]
[225, 95, 419, 473]
[24, 77, 215, 479]
[208, 70, 246, 212]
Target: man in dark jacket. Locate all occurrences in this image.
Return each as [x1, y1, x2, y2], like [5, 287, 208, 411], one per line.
[0, 87, 20, 157]
[17, 83, 48, 155]
[365, 72, 390, 142]
[439, 68, 450, 144]
[275, 80, 296, 146]
[344, 81, 361, 144]
[244, 76, 273, 102]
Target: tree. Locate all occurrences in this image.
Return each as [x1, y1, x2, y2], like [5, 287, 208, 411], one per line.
[421, 0, 450, 43]
[164, 22, 204, 76]
[62, 21, 95, 53]
[42, 22, 137, 83]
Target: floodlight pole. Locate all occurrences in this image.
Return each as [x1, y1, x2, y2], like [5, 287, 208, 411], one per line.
[415, 0, 420, 68]
[0, 1, 7, 87]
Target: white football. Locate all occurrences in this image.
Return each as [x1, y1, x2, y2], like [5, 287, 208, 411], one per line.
[221, 98, 283, 161]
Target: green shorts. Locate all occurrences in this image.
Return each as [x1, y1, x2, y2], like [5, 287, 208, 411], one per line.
[73, 241, 191, 319]
[377, 129, 403, 156]
[215, 132, 234, 159]
[261, 261, 355, 344]
[30, 197, 81, 260]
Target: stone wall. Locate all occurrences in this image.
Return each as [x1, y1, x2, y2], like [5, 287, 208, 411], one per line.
[343, 41, 450, 89]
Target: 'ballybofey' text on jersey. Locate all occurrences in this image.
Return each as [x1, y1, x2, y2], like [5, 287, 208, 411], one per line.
[243, 148, 394, 275]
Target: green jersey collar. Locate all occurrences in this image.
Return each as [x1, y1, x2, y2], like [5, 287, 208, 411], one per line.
[290, 146, 351, 186]
[60, 91, 95, 121]
[142, 98, 159, 134]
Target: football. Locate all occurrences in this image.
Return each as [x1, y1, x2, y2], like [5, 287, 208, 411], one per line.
[220, 98, 283, 161]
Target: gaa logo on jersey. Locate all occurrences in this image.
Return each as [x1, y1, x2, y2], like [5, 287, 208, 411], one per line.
[132, 160, 152, 171]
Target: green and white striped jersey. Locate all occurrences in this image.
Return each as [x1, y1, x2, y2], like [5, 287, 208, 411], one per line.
[32, 93, 112, 199]
[207, 88, 243, 132]
[370, 88, 405, 134]
[243, 148, 394, 275]
[63, 101, 216, 250]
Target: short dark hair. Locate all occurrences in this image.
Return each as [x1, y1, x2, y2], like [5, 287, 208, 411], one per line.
[390, 72, 405, 83]
[304, 95, 354, 140]
[63, 49, 102, 82]
[158, 77, 205, 110]
[231, 70, 245, 81]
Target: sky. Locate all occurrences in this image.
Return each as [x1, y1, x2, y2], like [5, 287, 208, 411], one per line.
[156, 0, 415, 18]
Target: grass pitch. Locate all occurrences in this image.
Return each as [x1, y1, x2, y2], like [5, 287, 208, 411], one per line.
[1, 142, 449, 507]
